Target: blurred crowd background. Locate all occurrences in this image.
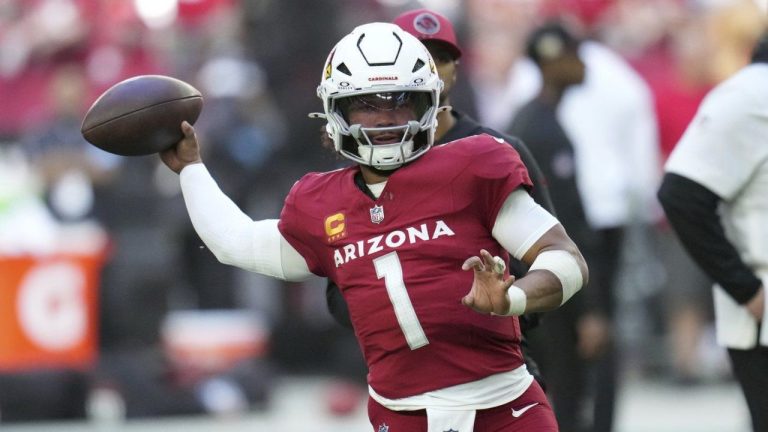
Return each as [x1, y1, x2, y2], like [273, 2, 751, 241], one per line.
[0, 0, 765, 429]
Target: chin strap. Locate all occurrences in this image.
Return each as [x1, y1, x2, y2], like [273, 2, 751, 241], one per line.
[436, 105, 453, 113]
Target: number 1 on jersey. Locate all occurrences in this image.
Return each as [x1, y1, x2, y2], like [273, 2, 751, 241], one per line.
[373, 252, 429, 350]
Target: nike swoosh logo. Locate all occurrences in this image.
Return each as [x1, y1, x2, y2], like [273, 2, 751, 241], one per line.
[511, 402, 539, 418]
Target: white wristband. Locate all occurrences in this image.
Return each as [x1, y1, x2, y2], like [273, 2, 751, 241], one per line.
[529, 250, 583, 305]
[502, 285, 527, 316]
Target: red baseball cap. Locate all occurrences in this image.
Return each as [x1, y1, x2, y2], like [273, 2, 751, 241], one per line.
[393, 9, 462, 60]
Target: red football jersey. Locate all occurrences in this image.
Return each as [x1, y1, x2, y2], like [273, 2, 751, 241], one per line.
[278, 134, 533, 399]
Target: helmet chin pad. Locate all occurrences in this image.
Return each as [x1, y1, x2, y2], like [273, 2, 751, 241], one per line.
[349, 121, 421, 170]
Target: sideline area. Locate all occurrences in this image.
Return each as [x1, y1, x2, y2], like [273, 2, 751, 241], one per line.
[0, 374, 750, 432]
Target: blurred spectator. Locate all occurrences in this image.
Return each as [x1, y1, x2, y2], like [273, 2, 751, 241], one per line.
[7, 0, 766, 426]
[508, 20, 602, 432]
[605, 0, 764, 384]
[0, 142, 101, 422]
[21, 63, 120, 223]
[89, 5, 278, 418]
[319, 7, 559, 415]
[459, 0, 542, 130]
[459, 2, 663, 430]
[606, 0, 764, 160]
[0, 370, 89, 422]
[0, 49, 114, 424]
[0, 0, 92, 136]
[557, 33, 660, 432]
[658, 29, 768, 431]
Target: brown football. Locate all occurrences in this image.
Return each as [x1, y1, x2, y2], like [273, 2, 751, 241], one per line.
[81, 75, 203, 156]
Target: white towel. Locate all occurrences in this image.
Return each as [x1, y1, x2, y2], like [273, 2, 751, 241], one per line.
[426, 407, 476, 432]
[713, 285, 758, 349]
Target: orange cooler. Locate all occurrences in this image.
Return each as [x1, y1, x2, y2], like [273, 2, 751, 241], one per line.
[0, 253, 102, 371]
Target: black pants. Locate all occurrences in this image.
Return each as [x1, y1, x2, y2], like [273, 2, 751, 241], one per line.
[0, 370, 88, 422]
[728, 345, 768, 432]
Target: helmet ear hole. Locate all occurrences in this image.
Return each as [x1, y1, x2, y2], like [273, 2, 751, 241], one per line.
[341, 135, 358, 154]
[337, 63, 352, 76]
[413, 129, 429, 153]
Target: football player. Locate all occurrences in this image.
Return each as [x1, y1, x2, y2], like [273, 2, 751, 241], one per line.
[324, 8, 555, 392]
[161, 22, 587, 432]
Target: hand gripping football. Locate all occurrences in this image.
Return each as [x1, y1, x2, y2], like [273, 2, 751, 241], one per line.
[81, 75, 203, 156]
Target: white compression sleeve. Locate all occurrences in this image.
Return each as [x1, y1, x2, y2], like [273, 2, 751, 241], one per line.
[492, 189, 584, 306]
[179, 164, 312, 281]
[529, 250, 583, 305]
[491, 189, 558, 260]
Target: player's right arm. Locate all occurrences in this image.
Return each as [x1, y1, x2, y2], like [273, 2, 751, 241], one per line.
[161, 121, 202, 174]
[162, 122, 313, 282]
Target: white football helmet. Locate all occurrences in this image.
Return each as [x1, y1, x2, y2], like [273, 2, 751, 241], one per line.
[317, 22, 443, 170]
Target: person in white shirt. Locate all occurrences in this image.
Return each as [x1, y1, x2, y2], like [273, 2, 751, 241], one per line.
[495, 32, 661, 432]
[658, 31, 768, 432]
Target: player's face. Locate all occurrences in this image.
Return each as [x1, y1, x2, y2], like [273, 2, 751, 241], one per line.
[341, 92, 421, 144]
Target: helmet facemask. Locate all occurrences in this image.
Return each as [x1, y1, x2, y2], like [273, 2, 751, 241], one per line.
[317, 22, 443, 170]
[330, 91, 435, 170]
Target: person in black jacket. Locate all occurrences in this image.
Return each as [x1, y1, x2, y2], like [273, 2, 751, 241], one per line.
[324, 8, 555, 389]
[508, 21, 608, 432]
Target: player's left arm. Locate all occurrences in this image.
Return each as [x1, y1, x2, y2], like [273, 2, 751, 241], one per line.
[514, 223, 589, 312]
[462, 189, 588, 315]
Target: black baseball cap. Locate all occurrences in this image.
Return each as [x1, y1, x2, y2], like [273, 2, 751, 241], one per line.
[526, 21, 582, 64]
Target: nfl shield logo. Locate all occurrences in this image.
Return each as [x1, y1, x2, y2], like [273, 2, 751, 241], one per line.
[370, 205, 385, 224]
[377, 423, 389, 432]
